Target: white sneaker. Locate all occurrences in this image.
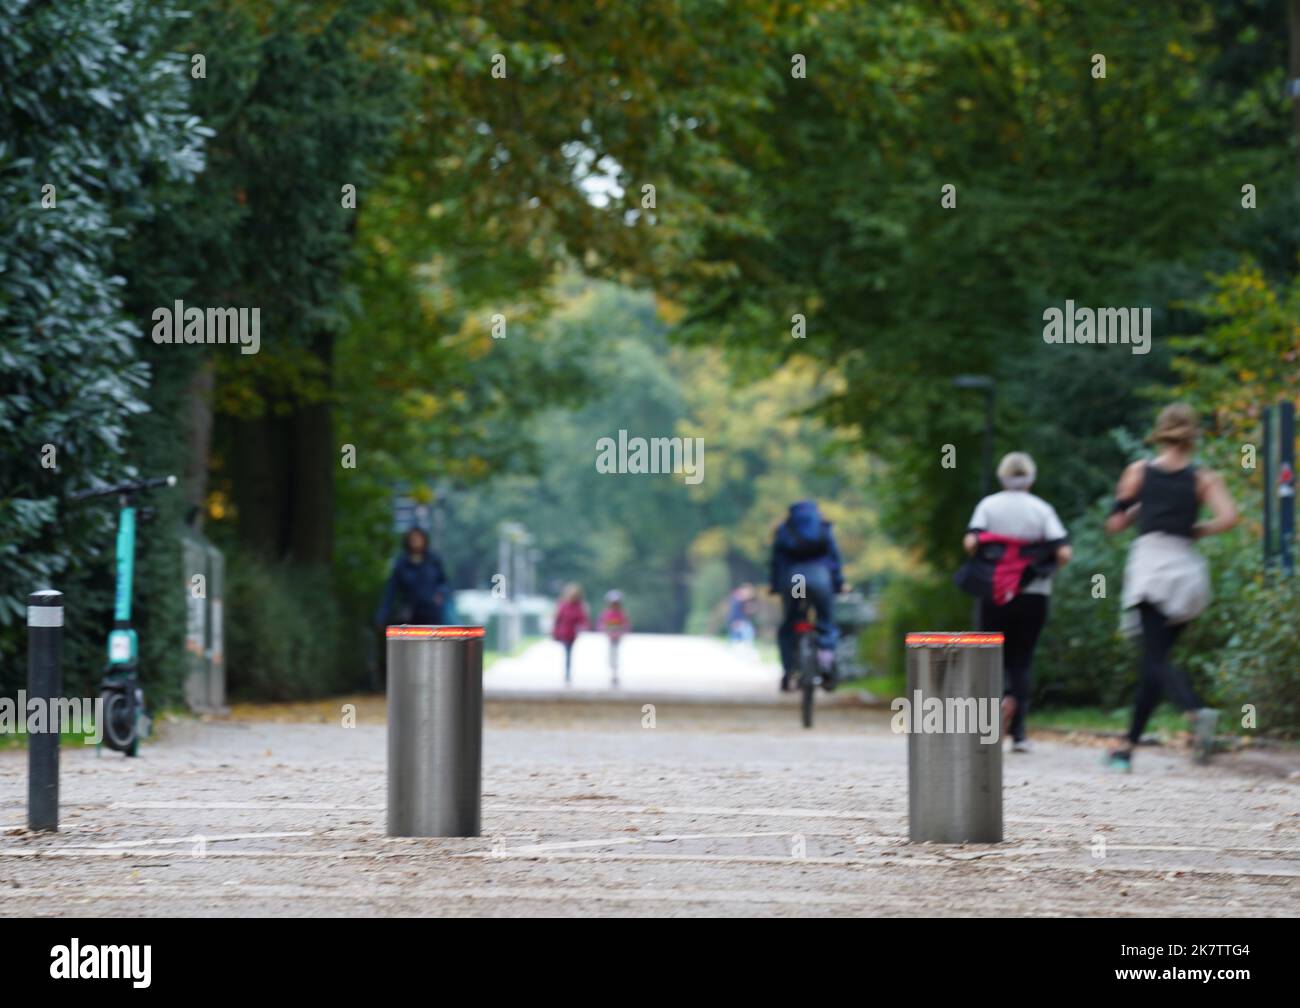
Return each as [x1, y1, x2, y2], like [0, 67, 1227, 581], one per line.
[1011, 739, 1032, 754]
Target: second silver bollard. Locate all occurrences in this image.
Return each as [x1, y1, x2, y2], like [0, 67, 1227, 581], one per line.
[387, 625, 484, 837]
[905, 632, 1004, 843]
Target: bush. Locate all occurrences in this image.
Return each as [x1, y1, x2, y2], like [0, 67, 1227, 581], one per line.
[878, 501, 1298, 736]
[1033, 503, 1133, 708]
[864, 570, 971, 687]
[223, 551, 357, 700]
[1205, 572, 1300, 738]
[1034, 502, 1295, 733]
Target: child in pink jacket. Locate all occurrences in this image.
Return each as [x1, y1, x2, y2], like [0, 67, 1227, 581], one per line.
[552, 584, 589, 685]
[598, 590, 630, 686]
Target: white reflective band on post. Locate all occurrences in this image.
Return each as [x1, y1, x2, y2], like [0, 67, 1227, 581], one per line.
[27, 607, 64, 627]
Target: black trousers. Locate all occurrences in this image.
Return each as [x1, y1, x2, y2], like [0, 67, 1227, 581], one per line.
[979, 593, 1049, 743]
[1126, 601, 1200, 745]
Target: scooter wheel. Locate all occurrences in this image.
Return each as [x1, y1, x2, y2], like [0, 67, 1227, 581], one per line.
[100, 689, 137, 753]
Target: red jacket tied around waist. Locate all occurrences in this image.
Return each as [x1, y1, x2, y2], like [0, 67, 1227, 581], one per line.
[955, 532, 1062, 606]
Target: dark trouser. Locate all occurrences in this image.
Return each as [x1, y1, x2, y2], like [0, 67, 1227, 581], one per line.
[410, 599, 444, 625]
[1126, 601, 1199, 745]
[562, 640, 574, 682]
[777, 563, 837, 676]
[979, 593, 1048, 743]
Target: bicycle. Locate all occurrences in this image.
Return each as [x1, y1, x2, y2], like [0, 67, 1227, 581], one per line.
[790, 604, 829, 729]
[68, 474, 177, 756]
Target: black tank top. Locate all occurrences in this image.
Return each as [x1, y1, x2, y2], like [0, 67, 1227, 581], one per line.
[1138, 462, 1198, 537]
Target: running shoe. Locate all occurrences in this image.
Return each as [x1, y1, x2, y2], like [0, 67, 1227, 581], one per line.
[1104, 749, 1132, 772]
[1192, 708, 1219, 765]
[1011, 739, 1032, 754]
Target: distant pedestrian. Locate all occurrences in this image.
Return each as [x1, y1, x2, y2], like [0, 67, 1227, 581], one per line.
[598, 590, 631, 686]
[374, 527, 449, 627]
[552, 584, 589, 685]
[959, 452, 1071, 753]
[1104, 404, 1238, 772]
[726, 584, 756, 645]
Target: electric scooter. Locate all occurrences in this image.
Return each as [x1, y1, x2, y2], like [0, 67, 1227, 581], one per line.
[68, 475, 177, 756]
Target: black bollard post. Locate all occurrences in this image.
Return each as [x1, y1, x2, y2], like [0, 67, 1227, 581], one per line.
[27, 589, 63, 832]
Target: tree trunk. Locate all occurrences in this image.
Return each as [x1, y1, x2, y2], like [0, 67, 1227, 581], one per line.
[287, 331, 335, 567]
[184, 360, 216, 530]
[1291, 0, 1300, 177]
[230, 412, 287, 560]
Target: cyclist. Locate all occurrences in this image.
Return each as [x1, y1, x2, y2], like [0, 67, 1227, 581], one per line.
[770, 500, 844, 692]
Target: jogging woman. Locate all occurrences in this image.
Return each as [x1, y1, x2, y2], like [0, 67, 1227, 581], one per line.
[1104, 404, 1238, 771]
[962, 452, 1072, 752]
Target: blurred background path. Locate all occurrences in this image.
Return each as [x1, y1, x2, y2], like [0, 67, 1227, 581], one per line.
[485, 633, 784, 701]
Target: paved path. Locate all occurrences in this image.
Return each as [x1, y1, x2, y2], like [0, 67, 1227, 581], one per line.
[1, 702, 1296, 917]
[486, 632, 785, 701]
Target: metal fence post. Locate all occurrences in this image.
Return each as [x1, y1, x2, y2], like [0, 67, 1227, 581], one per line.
[1279, 400, 1295, 577]
[205, 540, 226, 710]
[386, 625, 484, 837]
[27, 590, 63, 832]
[905, 631, 1004, 843]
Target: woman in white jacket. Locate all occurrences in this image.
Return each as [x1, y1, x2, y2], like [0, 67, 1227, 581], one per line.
[1104, 404, 1238, 771]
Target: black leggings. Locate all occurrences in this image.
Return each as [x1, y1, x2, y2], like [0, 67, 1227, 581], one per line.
[979, 593, 1048, 743]
[1126, 602, 1200, 745]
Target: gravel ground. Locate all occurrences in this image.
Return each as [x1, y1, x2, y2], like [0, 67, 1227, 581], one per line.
[1, 702, 1297, 917]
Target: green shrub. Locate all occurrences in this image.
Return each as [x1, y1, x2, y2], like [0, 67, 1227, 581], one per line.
[877, 504, 1296, 736]
[1034, 504, 1287, 730]
[864, 570, 971, 688]
[223, 551, 355, 700]
[1205, 572, 1300, 738]
[1033, 504, 1133, 708]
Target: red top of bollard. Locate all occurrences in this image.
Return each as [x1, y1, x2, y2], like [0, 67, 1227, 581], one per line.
[386, 626, 486, 639]
[905, 632, 1004, 647]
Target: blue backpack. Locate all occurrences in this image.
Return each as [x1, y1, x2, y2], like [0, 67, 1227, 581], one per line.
[783, 501, 830, 559]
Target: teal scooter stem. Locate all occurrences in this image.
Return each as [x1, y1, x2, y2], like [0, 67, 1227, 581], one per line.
[69, 474, 176, 755]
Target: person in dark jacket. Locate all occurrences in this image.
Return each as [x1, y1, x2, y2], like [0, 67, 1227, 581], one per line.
[374, 527, 449, 627]
[770, 500, 844, 691]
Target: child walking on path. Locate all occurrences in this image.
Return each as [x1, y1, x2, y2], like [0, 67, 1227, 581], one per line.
[1104, 404, 1238, 772]
[598, 590, 631, 687]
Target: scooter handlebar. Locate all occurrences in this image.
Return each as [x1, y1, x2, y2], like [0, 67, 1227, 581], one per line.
[69, 474, 177, 502]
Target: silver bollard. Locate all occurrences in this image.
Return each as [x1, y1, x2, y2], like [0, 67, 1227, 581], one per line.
[386, 625, 484, 837]
[905, 632, 1004, 843]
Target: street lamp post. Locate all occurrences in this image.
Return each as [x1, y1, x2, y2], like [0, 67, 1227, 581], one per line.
[953, 375, 996, 630]
[953, 375, 996, 497]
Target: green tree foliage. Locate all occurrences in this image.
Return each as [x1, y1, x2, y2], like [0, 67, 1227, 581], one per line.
[330, 1, 786, 650]
[0, 0, 208, 696]
[655, 1, 1284, 567]
[436, 281, 908, 635]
